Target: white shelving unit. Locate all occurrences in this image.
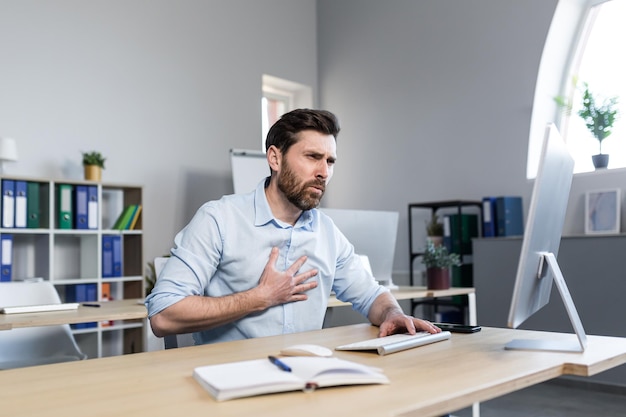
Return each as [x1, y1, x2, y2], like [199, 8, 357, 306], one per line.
[1, 175, 144, 358]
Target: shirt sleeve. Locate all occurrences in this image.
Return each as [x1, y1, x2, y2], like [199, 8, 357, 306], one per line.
[145, 203, 223, 317]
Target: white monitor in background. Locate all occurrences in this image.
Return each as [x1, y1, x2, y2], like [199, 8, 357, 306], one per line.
[506, 123, 586, 352]
[322, 208, 399, 289]
[230, 149, 267, 194]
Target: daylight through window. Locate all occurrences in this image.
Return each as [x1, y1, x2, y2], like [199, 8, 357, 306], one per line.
[560, 0, 626, 173]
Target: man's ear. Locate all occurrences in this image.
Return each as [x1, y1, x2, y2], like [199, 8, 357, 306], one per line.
[267, 145, 281, 172]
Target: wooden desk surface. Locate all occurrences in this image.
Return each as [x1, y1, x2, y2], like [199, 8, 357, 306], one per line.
[327, 286, 475, 307]
[0, 299, 147, 330]
[1, 324, 625, 417]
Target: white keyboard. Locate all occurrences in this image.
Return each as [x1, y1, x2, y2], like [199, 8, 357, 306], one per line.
[335, 331, 451, 356]
[0, 303, 80, 314]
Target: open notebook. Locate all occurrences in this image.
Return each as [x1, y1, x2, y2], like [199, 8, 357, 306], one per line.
[193, 356, 388, 401]
[335, 331, 451, 355]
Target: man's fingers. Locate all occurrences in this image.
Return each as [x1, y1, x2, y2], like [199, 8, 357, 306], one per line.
[286, 255, 308, 275]
[416, 319, 441, 334]
[287, 255, 319, 286]
[264, 250, 318, 298]
[267, 247, 279, 266]
[295, 268, 318, 283]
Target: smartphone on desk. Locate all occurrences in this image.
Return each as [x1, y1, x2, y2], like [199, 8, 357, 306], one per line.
[433, 323, 481, 333]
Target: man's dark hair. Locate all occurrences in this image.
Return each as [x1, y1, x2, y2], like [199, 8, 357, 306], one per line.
[265, 109, 340, 154]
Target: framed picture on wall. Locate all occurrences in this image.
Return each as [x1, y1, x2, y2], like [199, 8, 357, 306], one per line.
[585, 188, 621, 235]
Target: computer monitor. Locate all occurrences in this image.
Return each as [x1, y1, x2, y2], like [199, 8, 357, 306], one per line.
[506, 123, 587, 352]
[321, 208, 399, 289]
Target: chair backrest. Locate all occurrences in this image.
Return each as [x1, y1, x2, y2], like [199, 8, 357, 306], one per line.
[0, 281, 87, 369]
[152, 257, 195, 349]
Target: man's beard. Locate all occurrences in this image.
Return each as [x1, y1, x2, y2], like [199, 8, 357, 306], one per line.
[277, 160, 326, 211]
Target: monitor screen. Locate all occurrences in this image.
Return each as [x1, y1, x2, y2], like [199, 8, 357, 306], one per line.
[321, 208, 399, 288]
[506, 123, 586, 352]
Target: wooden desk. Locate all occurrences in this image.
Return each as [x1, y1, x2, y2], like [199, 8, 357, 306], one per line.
[2, 324, 625, 417]
[328, 286, 477, 325]
[0, 299, 147, 331]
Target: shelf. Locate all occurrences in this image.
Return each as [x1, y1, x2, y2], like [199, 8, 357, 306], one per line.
[408, 200, 482, 324]
[408, 200, 482, 270]
[0, 176, 144, 358]
[409, 200, 483, 210]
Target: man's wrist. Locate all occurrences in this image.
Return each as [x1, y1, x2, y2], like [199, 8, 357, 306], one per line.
[382, 308, 405, 322]
[239, 287, 270, 313]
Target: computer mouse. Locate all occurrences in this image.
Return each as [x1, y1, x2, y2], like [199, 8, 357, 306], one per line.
[280, 344, 333, 357]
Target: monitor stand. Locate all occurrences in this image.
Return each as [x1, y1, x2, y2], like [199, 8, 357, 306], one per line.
[505, 252, 588, 353]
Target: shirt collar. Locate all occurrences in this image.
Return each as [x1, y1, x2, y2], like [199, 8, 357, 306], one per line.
[253, 178, 315, 231]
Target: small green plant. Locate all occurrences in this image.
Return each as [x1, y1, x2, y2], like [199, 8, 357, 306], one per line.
[555, 81, 619, 154]
[82, 151, 106, 168]
[421, 240, 461, 269]
[425, 214, 444, 237]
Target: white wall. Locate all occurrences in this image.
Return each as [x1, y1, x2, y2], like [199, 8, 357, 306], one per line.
[0, 0, 318, 267]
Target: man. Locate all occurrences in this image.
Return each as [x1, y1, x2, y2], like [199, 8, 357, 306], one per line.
[146, 108, 440, 344]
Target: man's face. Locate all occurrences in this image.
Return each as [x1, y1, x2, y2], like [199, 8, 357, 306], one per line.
[276, 130, 336, 211]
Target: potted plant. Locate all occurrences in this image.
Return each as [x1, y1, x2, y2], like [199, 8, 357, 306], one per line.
[425, 214, 444, 246]
[555, 81, 619, 169]
[421, 240, 461, 290]
[82, 151, 106, 181]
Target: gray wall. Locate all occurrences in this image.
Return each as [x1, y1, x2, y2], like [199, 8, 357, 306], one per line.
[0, 0, 318, 265]
[317, 0, 626, 284]
[317, 0, 553, 284]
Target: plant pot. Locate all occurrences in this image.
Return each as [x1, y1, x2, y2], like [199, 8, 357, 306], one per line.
[84, 165, 102, 181]
[427, 236, 443, 247]
[426, 267, 450, 290]
[592, 154, 609, 170]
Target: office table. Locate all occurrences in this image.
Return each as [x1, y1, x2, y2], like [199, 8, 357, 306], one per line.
[0, 299, 147, 331]
[2, 323, 625, 417]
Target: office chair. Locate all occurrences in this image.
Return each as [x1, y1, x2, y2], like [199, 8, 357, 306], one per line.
[0, 281, 87, 369]
[152, 257, 195, 349]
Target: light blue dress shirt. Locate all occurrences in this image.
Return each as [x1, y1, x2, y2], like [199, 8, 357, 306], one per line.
[145, 179, 388, 345]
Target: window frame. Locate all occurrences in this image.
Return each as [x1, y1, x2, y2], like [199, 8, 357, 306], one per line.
[261, 75, 313, 150]
[527, 0, 615, 178]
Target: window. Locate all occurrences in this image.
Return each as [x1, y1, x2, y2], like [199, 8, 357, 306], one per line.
[559, 0, 626, 173]
[530, 0, 625, 177]
[261, 75, 312, 150]
[261, 91, 291, 150]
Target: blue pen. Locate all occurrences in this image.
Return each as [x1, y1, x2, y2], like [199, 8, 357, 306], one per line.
[268, 355, 292, 372]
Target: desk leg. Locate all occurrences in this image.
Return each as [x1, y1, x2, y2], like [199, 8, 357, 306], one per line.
[469, 293, 479, 417]
[467, 293, 477, 326]
[472, 401, 480, 417]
